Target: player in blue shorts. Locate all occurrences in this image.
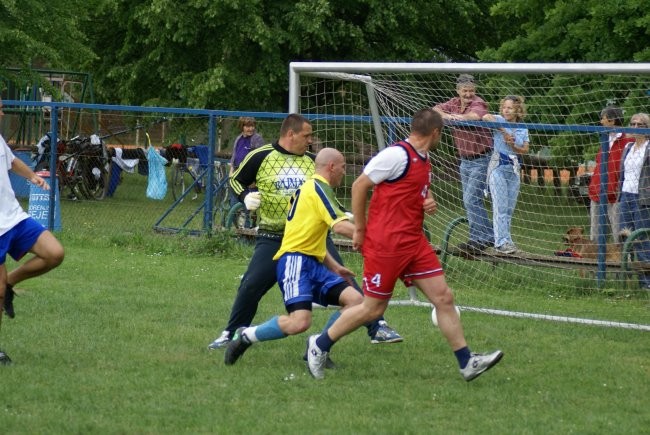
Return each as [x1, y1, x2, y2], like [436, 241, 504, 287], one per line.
[224, 148, 362, 366]
[0, 97, 65, 365]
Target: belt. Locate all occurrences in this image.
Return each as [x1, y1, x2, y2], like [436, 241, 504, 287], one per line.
[461, 150, 491, 161]
[257, 230, 283, 241]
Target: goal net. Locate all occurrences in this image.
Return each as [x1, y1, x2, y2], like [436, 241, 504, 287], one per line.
[290, 62, 650, 330]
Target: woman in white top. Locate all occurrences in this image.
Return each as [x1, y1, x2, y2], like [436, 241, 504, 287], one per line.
[618, 112, 650, 289]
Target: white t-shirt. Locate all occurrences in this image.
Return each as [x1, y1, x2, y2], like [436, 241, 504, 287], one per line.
[609, 132, 622, 150]
[364, 142, 426, 184]
[622, 141, 649, 194]
[0, 134, 30, 236]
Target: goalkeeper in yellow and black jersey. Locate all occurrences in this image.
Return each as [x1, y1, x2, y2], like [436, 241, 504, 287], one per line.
[230, 141, 315, 236]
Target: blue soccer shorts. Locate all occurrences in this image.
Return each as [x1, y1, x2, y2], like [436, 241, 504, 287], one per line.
[0, 217, 46, 264]
[276, 253, 348, 308]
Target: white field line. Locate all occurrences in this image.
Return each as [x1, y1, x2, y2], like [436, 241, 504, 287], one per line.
[387, 299, 650, 331]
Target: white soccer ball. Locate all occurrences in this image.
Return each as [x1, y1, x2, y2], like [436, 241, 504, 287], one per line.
[431, 305, 461, 327]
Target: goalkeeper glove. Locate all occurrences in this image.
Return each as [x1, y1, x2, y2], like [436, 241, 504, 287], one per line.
[244, 191, 261, 211]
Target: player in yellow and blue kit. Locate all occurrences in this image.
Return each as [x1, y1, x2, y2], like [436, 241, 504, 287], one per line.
[223, 148, 363, 366]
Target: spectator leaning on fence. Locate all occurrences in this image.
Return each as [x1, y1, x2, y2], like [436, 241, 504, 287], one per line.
[0, 97, 65, 365]
[588, 105, 634, 243]
[229, 117, 264, 176]
[617, 112, 650, 290]
[483, 95, 530, 254]
[433, 74, 494, 254]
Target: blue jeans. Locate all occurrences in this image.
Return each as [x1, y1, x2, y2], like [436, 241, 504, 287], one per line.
[460, 155, 493, 244]
[619, 191, 650, 287]
[489, 163, 520, 248]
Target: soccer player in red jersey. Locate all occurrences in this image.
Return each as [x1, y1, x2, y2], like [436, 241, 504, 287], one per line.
[307, 108, 503, 381]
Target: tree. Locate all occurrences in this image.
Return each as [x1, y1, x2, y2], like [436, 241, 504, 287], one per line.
[85, 0, 501, 110]
[478, 0, 650, 164]
[0, 0, 98, 93]
[479, 0, 650, 62]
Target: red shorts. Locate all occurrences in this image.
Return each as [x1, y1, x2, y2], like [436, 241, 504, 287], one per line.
[361, 236, 443, 300]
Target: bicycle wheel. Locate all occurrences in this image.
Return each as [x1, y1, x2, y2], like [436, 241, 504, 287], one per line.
[212, 179, 231, 229]
[66, 156, 88, 200]
[81, 156, 109, 200]
[224, 202, 248, 230]
[35, 159, 71, 199]
[171, 164, 195, 201]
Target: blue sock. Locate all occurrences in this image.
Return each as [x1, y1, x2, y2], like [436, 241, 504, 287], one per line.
[254, 316, 286, 342]
[321, 311, 341, 334]
[455, 346, 472, 369]
[315, 331, 335, 352]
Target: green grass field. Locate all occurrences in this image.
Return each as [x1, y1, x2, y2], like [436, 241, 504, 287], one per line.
[2, 223, 649, 434]
[2, 172, 649, 434]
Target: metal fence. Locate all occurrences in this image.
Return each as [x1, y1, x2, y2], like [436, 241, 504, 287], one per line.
[3, 100, 287, 238]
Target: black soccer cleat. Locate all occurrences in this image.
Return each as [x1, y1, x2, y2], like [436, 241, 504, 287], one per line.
[3, 284, 15, 319]
[0, 349, 12, 366]
[224, 327, 252, 366]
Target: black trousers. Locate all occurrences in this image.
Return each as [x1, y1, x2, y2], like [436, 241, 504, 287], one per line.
[224, 236, 383, 336]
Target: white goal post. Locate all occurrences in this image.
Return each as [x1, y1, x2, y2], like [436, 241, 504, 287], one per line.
[290, 62, 650, 113]
[289, 62, 650, 331]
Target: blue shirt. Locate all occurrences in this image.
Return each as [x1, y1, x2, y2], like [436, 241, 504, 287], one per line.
[491, 114, 529, 155]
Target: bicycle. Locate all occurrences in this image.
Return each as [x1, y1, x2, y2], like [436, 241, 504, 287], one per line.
[166, 143, 203, 201]
[34, 134, 110, 200]
[211, 158, 244, 230]
[154, 153, 254, 234]
[173, 155, 252, 230]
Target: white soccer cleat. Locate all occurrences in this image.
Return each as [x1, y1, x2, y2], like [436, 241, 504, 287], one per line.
[306, 335, 328, 380]
[207, 330, 231, 350]
[460, 350, 504, 381]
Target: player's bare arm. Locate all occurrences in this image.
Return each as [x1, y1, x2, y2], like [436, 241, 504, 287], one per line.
[323, 251, 356, 284]
[351, 173, 374, 250]
[423, 191, 437, 215]
[332, 219, 355, 239]
[11, 158, 50, 190]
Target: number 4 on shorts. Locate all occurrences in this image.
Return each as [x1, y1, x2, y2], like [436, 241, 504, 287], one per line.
[363, 273, 381, 289]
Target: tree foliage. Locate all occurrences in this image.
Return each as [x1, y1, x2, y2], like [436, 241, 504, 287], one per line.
[479, 0, 650, 62]
[0, 0, 98, 92]
[83, 0, 499, 109]
[478, 0, 650, 163]
[2, 0, 648, 117]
